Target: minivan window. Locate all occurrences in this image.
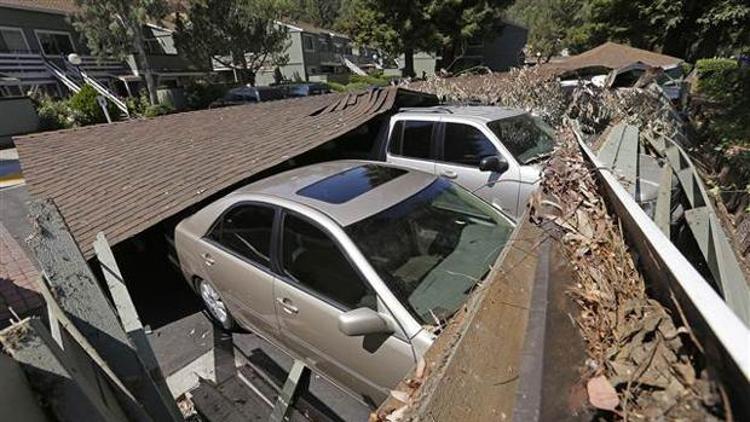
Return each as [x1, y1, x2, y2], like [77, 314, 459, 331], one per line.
[345, 179, 513, 324]
[208, 205, 274, 267]
[282, 215, 376, 310]
[487, 115, 554, 164]
[443, 123, 498, 166]
[391, 120, 433, 159]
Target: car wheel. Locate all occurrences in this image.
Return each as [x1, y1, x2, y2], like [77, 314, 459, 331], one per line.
[198, 279, 237, 331]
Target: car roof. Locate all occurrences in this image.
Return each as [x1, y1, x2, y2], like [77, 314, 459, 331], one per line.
[393, 105, 526, 124]
[228, 160, 437, 226]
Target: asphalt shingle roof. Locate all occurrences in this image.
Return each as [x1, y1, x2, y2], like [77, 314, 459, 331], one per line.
[544, 42, 683, 75]
[16, 87, 431, 258]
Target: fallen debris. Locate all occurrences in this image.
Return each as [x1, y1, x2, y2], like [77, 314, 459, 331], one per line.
[529, 129, 726, 420]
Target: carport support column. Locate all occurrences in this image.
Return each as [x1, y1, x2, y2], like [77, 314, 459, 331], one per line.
[269, 359, 311, 422]
[93, 231, 179, 411]
[27, 199, 182, 422]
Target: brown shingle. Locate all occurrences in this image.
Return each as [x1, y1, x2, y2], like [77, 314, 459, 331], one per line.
[542, 42, 683, 75]
[0, 0, 77, 14]
[16, 87, 431, 258]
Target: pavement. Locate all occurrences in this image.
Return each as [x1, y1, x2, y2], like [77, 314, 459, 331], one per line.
[0, 221, 43, 327]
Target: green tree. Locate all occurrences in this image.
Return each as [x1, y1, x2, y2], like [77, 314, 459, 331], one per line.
[72, 0, 168, 105]
[508, 0, 587, 59]
[175, 0, 291, 86]
[290, 0, 342, 28]
[565, 0, 749, 60]
[427, 0, 512, 70]
[338, 0, 441, 77]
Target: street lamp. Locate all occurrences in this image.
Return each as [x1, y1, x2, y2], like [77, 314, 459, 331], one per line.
[67, 53, 82, 66]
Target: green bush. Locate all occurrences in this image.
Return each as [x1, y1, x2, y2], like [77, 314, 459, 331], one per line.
[34, 95, 73, 131]
[350, 74, 390, 87]
[143, 102, 175, 118]
[343, 82, 372, 92]
[184, 81, 228, 110]
[68, 85, 119, 125]
[694, 58, 741, 103]
[326, 82, 346, 92]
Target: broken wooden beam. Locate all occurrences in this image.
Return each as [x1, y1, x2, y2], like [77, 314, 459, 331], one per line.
[26, 199, 182, 421]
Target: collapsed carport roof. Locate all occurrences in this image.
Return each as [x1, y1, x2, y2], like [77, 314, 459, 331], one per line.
[16, 87, 435, 258]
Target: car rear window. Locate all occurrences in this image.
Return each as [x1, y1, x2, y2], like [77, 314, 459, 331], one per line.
[296, 164, 407, 204]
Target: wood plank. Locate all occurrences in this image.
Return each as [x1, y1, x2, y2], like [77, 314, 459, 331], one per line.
[93, 231, 180, 406]
[26, 199, 180, 421]
[708, 213, 750, 324]
[596, 123, 625, 167]
[613, 125, 639, 197]
[0, 318, 130, 422]
[654, 165, 673, 237]
[269, 360, 312, 422]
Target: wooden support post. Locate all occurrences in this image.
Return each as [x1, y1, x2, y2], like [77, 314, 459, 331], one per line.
[0, 318, 130, 422]
[26, 199, 181, 421]
[654, 165, 673, 237]
[269, 359, 311, 422]
[93, 231, 180, 406]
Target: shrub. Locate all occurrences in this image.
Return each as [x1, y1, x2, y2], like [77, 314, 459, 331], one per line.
[350, 74, 390, 87]
[184, 81, 228, 110]
[34, 95, 73, 131]
[694, 58, 741, 103]
[143, 102, 175, 118]
[343, 82, 372, 92]
[68, 84, 120, 125]
[326, 82, 346, 92]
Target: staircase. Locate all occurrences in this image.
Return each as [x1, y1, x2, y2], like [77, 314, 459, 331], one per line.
[42, 55, 130, 117]
[41, 57, 81, 93]
[341, 56, 368, 76]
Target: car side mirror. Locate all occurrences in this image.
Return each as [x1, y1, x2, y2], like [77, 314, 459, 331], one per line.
[338, 308, 394, 337]
[479, 155, 509, 174]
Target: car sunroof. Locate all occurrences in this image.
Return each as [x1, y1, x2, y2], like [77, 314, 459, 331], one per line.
[296, 164, 407, 204]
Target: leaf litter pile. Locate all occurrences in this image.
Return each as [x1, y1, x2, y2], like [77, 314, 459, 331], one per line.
[404, 68, 730, 420]
[530, 129, 726, 420]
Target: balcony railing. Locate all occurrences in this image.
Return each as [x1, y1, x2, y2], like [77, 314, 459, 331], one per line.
[0, 52, 131, 86]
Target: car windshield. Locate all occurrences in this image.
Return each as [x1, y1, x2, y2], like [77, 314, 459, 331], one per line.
[345, 179, 514, 325]
[487, 115, 555, 164]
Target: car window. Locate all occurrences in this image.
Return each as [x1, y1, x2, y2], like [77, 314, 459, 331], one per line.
[345, 179, 513, 324]
[208, 205, 274, 267]
[387, 120, 404, 155]
[390, 120, 433, 159]
[487, 115, 554, 165]
[442, 123, 498, 166]
[281, 214, 376, 310]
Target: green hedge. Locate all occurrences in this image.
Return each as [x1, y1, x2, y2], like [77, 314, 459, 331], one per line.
[695, 58, 742, 103]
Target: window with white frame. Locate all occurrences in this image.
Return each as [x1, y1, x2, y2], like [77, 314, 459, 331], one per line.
[0, 27, 30, 53]
[35, 30, 75, 55]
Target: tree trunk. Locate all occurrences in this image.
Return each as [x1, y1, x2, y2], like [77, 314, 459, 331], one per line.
[403, 47, 415, 78]
[132, 23, 158, 105]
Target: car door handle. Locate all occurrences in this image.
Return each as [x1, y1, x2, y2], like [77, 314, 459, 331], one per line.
[201, 253, 215, 266]
[440, 169, 458, 179]
[276, 297, 298, 314]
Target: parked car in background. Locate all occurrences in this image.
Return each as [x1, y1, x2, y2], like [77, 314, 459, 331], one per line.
[209, 85, 287, 108]
[284, 82, 331, 97]
[376, 106, 555, 219]
[175, 160, 515, 405]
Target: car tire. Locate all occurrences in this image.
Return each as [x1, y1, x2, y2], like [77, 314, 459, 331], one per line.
[197, 278, 238, 331]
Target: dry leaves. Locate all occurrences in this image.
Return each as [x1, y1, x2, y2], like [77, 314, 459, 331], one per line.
[530, 128, 725, 421]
